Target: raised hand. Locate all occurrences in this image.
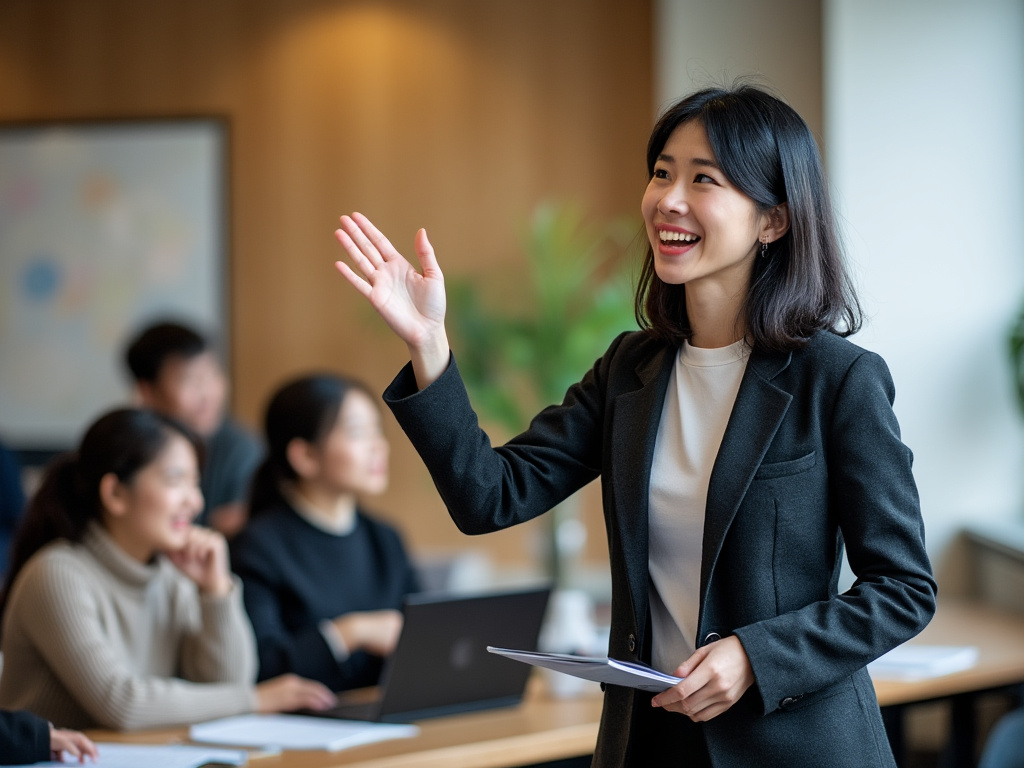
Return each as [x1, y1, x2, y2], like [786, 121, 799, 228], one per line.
[334, 212, 450, 389]
[165, 526, 233, 597]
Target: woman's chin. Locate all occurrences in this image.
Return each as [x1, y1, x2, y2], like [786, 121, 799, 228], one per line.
[164, 529, 190, 549]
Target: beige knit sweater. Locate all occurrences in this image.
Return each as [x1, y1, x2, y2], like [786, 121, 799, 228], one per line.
[0, 522, 259, 730]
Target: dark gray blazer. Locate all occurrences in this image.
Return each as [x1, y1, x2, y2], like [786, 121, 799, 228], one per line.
[384, 330, 936, 767]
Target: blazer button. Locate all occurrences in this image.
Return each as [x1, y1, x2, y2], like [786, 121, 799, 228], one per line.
[780, 695, 803, 708]
[627, 634, 636, 653]
[703, 632, 722, 645]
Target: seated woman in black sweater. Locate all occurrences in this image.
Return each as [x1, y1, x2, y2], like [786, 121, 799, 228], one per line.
[231, 374, 419, 692]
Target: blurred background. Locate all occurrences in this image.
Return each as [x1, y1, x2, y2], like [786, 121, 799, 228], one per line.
[1, 0, 1022, 627]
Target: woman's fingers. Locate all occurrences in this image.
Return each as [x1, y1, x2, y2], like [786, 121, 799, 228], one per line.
[413, 228, 442, 278]
[340, 211, 406, 273]
[334, 225, 379, 280]
[339, 214, 386, 266]
[257, 674, 337, 713]
[296, 678, 338, 711]
[351, 211, 402, 261]
[650, 636, 754, 722]
[333, 259, 373, 299]
[50, 729, 99, 762]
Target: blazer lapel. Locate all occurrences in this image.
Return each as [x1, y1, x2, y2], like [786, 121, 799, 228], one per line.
[700, 348, 793, 610]
[611, 344, 674, 635]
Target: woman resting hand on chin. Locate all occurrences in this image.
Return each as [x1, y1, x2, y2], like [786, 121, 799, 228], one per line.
[0, 408, 336, 730]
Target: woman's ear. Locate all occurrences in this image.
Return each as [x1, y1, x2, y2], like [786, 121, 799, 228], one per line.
[99, 472, 128, 518]
[763, 202, 791, 243]
[285, 438, 320, 481]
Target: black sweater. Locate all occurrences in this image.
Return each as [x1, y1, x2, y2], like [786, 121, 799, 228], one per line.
[230, 504, 418, 691]
[0, 710, 49, 765]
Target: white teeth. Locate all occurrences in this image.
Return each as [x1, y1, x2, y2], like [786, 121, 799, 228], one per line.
[659, 230, 699, 243]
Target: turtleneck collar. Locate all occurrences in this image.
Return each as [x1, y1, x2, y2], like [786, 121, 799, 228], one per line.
[82, 521, 164, 588]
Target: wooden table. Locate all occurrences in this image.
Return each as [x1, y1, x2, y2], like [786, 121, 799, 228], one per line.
[872, 600, 1024, 767]
[86, 681, 604, 768]
[88, 601, 1024, 768]
[873, 600, 1024, 706]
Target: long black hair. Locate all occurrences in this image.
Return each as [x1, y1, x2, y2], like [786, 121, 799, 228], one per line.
[248, 373, 375, 516]
[635, 84, 862, 351]
[0, 408, 202, 619]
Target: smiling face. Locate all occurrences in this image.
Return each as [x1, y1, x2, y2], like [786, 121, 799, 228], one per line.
[141, 351, 227, 438]
[101, 432, 204, 562]
[306, 389, 390, 498]
[642, 120, 768, 298]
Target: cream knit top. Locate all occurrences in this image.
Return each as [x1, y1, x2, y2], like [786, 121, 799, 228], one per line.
[0, 522, 258, 730]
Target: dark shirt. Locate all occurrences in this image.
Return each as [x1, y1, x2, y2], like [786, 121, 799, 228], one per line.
[0, 709, 50, 765]
[0, 442, 26, 578]
[230, 503, 419, 691]
[198, 419, 263, 525]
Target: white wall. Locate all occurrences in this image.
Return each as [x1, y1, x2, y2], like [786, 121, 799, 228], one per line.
[655, 0, 823, 136]
[824, 0, 1024, 584]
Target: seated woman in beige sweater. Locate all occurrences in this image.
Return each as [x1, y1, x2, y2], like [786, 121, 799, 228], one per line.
[0, 408, 336, 731]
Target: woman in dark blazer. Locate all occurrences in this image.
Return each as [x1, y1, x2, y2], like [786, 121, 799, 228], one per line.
[332, 85, 936, 767]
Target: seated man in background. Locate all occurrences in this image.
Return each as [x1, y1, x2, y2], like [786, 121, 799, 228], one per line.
[124, 321, 262, 537]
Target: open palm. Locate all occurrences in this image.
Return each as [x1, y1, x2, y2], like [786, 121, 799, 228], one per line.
[334, 213, 446, 347]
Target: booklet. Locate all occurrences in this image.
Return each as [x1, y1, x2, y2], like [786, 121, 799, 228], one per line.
[14, 743, 247, 768]
[189, 713, 419, 752]
[487, 646, 682, 693]
[868, 644, 979, 681]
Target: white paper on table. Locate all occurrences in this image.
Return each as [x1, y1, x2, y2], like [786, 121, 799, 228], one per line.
[487, 646, 682, 693]
[868, 644, 979, 681]
[190, 713, 419, 752]
[9, 742, 247, 768]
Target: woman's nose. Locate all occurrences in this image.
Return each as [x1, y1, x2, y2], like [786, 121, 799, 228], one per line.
[658, 183, 689, 215]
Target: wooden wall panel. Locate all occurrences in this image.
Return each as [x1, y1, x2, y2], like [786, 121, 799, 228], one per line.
[0, 0, 652, 576]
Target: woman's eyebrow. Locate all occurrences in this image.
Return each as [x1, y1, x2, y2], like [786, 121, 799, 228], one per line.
[656, 152, 720, 170]
[691, 157, 720, 170]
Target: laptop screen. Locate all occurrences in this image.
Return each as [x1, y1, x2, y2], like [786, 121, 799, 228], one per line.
[376, 586, 552, 721]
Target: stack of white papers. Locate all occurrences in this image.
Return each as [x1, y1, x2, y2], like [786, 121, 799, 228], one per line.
[189, 713, 419, 752]
[868, 644, 979, 681]
[13, 743, 247, 768]
[487, 646, 682, 692]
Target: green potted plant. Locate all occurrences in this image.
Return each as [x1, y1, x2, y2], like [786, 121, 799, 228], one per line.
[447, 200, 639, 589]
[1011, 304, 1024, 416]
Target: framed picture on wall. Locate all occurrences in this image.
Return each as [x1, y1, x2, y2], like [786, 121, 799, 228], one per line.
[0, 117, 228, 453]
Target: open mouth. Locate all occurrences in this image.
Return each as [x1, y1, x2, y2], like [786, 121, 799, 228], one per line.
[658, 230, 701, 246]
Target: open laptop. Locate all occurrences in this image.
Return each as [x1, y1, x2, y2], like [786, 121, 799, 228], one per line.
[313, 586, 551, 723]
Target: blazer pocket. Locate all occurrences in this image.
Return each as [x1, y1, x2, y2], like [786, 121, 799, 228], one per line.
[754, 451, 817, 480]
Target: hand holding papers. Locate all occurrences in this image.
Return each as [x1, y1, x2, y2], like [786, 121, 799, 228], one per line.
[189, 713, 418, 752]
[487, 646, 682, 693]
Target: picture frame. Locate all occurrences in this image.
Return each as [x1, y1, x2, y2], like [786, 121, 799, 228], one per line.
[0, 117, 228, 453]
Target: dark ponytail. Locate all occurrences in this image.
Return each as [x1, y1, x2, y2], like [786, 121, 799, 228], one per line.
[249, 374, 372, 516]
[0, 408, 201, 619]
